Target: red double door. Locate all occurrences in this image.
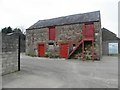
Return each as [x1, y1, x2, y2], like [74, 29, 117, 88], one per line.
[60, 43, 69, 58]
[38, 44, 45, 57]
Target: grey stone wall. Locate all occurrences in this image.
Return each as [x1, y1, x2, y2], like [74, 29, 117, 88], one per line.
[94, 22, 102, 59]
[56, 24, 83, 56]
[102, 40, 118, 55]
[56, 24, 83, 42]
[26, 21, 101, 60]
[2, 35, 18, 75]
[26, 28, 48, 56]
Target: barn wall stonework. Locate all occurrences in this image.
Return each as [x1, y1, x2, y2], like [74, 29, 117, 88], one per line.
[26, 28, 48, 56]
[56, 24, 83, 42]
[26, 21, 102, 59]
[94, 22, 102, 59]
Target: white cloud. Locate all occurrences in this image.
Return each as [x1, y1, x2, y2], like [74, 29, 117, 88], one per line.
[0, 0, 119, 36]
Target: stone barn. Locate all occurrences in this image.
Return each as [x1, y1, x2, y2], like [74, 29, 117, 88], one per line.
[26, 11, 102, 60]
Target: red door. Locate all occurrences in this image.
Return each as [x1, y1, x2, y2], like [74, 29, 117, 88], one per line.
[60, 43, 69, 58]
[38, 44, 45, 57]
[83, 23, 94, 38]
[49, 27, 56, 40]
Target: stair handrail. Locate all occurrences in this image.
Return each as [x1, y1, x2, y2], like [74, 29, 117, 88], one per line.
[67, 34, 83, 59]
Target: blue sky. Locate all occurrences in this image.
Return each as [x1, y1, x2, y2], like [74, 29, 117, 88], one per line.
[0, 0, 119, 36]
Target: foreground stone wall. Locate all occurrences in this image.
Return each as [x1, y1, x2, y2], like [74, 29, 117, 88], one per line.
[2, 35, 18, 75]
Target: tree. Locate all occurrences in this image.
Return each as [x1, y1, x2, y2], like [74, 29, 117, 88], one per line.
[13, 28, 22, 34]
[1, 26, 12, 34]
[1, 26, 25, 35]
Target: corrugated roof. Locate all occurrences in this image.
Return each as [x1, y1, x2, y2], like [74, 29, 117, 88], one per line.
[27, 11, 100, 30]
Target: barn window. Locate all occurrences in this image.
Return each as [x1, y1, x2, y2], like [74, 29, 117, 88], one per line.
[49, 26, 56, 40]
[48, 42, 54, 45]
[73, 44, 76, 49]
[108, 43, 118, 55]
[48, 43, 54, 50]
[73, 44, 76, 47]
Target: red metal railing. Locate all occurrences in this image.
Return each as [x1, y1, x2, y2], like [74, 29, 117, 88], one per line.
[67, 23, 95, 61]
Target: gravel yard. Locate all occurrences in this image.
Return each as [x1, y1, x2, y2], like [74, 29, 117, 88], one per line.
[2, 54, 118, 88]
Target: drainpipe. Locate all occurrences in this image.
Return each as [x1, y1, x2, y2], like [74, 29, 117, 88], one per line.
[18, 35, 20, 71]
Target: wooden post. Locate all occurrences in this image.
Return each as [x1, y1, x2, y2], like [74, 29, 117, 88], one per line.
[18, 35, 20, 71]
[92, 40, 94, 61]
[82, 40, 84, 61]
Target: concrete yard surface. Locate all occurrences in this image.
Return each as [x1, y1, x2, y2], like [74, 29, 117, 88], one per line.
[2, 54, 118, 88]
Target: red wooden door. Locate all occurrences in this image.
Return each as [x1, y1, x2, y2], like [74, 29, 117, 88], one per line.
[83, 23, 94, 38]
[60, 43, 69, 58]
[38, 44, 45, 57]
[49, 27, 56, 40]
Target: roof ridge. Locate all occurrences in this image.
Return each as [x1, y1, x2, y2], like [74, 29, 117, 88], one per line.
[27, 10, 100, 30]
[37, 10, 100, 22]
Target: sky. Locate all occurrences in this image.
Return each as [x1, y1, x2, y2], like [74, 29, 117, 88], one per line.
[0, 0, 119, 36]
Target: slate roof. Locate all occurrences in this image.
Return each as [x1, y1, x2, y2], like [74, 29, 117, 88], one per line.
[102, 28, 118, 41]
[27, 11, 100, 30]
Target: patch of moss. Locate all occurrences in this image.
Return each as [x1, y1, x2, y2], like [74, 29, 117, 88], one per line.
[45, 52, 59, 58]
[27, 53, 37, 57]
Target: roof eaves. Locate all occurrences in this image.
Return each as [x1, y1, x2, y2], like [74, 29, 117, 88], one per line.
[26, 20, 100, 30]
